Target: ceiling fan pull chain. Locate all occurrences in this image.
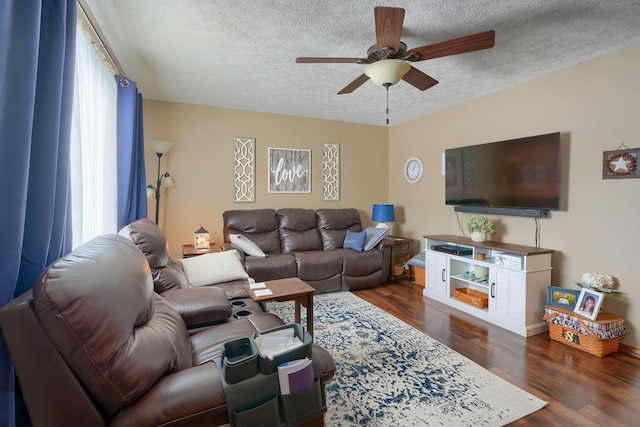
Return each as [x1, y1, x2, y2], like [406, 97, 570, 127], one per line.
[386, 85, 390, 125]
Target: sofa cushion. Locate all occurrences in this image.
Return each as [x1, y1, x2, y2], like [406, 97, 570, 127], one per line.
[363, 226, 390, 251]
[179, 250, 249, 287]
[244, 253, 298, 282]
[223, 209, 282, 254]
[316, 208, 363, 249]
[343, 230, 366, 252]
[152, 258, 190, 292]
[294, 251, 343, 281]
[341, 248, 384, 277]
[118, 218, 169, 268]
[229, 233, 266, 257]
[278, 208, 322, 252]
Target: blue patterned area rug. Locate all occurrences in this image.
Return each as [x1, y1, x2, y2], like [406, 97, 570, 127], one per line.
[266, 291, 546, 427]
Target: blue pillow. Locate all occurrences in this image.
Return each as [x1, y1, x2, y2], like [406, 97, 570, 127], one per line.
[363, 226, 390, 251]
[344, 230, 366, 252]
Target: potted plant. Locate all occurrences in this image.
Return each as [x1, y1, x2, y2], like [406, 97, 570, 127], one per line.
[467, 215, 495, 243]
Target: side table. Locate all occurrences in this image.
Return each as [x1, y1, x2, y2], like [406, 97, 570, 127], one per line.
[181, 243, 222, 258]
[388, 236, 413, 282]
[243, 278, 315, 336]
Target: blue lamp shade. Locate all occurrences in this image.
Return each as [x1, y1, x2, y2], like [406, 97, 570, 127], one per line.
[372, 203, 395, 228]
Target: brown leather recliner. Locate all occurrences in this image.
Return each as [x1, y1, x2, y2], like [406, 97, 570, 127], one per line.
[0, 234, 335, 426]
[118, 218, 263, 328]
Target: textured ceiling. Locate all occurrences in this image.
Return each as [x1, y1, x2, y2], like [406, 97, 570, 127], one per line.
[84, 0, 640, 126]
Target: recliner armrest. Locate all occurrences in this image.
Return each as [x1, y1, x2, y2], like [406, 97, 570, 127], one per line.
[161, 287, 232, 328]
[110, 363, 228, 427]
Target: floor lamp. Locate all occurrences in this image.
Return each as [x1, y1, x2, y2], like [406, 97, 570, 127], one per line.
[146, 140, 174, 224]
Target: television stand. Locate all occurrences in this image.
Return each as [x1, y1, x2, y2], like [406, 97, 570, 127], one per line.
[423, 234, 554, 337]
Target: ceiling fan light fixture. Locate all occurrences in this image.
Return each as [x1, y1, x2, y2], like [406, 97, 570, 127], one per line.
[364, 59, 410, 87]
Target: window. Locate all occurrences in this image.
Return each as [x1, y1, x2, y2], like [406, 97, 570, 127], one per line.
[70, 24, 118, 249]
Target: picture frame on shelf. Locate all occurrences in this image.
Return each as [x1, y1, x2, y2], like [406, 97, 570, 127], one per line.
[546, 286, 580, 310]
[574, 288, 605, 320]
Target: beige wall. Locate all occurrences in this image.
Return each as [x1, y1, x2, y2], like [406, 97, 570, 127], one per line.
[390, 43, 640, 347]
[144, 42, 640, 348]
[143, 103, 389, 259]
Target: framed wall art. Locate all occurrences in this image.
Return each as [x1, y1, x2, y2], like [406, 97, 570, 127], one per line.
[268, 147, 311, 193]
[603, 145, 639, 179]
[322, 143, 339, 201]
[546, 286, 581, 310]
[234, 137, 255, 202]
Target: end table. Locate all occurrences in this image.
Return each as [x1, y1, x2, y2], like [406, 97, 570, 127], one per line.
[181, 243, 222, 258]
[388, 236, 413, 282]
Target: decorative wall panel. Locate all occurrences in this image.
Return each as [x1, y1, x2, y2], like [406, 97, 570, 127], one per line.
[322, 143, 340, 201]
[234, 137, 255, 202]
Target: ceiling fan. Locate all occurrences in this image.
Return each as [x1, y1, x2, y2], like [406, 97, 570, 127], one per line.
[296, 6, 495, 95]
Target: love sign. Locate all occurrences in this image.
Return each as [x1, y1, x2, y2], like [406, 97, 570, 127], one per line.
[268, 148, 311, 193]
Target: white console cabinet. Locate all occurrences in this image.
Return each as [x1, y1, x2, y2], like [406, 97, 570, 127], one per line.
[423, 235, 554, 337]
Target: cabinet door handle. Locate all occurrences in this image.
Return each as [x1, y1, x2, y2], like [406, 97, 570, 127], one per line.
[441, 269, 446, 282]
[491, 282, 495, 298]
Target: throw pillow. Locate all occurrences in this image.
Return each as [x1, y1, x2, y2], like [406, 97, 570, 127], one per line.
[229, 234, 266, 257]
[179, 250, 249, 287]
[343, 230, 366, 252]
[363, 226, 390, 251]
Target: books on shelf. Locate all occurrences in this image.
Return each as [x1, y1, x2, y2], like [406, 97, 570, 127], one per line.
[277, 358, 314, 395]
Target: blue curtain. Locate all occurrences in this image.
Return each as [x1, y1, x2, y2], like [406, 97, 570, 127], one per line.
[116, 76, 148, 228]
[0, 1, 76, 426]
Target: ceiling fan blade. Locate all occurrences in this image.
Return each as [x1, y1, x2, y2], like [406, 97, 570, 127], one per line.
[407, 30, 495, 61]
[296, 57, 369, 64]
[374, 6, 405, 52]
[402, 67, 439, 91]
[337, 74, 370, 94]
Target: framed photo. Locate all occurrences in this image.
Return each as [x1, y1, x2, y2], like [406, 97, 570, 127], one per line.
[546, 286, 580, 310]
[268, 148, 311, 193]
[602, 148, 639, 179]
[574, 288, 604, 320]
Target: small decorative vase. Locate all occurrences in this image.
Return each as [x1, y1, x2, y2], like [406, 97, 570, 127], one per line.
[471, 231, 487, 243]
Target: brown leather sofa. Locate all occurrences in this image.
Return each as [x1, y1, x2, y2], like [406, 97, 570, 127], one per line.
[223, 208, 392, 293]
[0, 234, 335, 427]
[118, 218, 262, 328]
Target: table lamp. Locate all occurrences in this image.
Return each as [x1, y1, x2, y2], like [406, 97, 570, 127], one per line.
[372, 203, 395, 229]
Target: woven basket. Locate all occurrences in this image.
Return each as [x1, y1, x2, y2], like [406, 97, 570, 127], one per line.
[453, 288, 488, 309]
[543, 313, 624, 357]
[393, 264, 405, 277]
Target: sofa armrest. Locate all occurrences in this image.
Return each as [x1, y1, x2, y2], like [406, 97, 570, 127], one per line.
[378, 237, 395, 250]
[110, 362, 228, 427]
[161, 287, 232, 328]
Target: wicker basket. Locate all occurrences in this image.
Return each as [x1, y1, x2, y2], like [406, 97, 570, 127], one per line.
[543, 313, 624, 357]
[393, 264, 405, 277]
[453, 288, 488, 309]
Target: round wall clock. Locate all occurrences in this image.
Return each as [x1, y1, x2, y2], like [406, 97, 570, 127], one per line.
[404, 156, 424, 183]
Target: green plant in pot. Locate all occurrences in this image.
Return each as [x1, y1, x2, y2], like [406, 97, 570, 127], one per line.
[467, 215, 495, 243]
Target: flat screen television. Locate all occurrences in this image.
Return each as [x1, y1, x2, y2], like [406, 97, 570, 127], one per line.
[445, 132, 560, 210]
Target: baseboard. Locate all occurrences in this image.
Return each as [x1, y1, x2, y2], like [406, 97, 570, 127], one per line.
[620, 343, 640, 359]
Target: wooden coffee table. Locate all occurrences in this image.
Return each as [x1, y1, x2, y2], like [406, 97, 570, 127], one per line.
[243, 277, 315, 335]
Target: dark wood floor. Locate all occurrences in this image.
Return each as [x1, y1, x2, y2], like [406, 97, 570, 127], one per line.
[352, 282, 640, 427]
